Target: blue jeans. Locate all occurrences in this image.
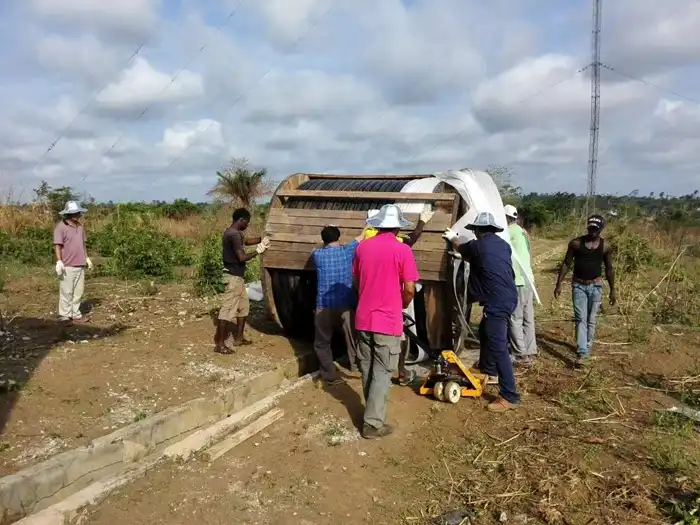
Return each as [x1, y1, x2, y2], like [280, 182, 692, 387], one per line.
[572, 282, 603, 357]
[478, 312, 520, 404]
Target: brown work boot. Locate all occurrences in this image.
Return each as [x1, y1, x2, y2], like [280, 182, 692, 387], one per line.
[487, 397, 519, 413]
[362, 424, 394, 440]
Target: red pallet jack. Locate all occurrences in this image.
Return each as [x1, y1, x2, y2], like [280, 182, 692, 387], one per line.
[403, 313, 486, 404]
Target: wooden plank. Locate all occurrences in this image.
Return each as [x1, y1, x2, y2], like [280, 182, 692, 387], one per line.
[305, 174, 430, 180]
[263, 249, 446, 272]
[424, 283, 453, 350]
[266, 224, 454, 238]
[266, 211, 454, 232]
[200, 409, 284, 463]
[265, 238, 449, 254]
[276, 190, 456, 202]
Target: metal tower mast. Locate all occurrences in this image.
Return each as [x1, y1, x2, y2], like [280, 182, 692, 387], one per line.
[587, 0, 602, 216]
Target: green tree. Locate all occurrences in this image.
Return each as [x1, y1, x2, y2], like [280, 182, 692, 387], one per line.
[34, 182, 81, 217]
[208, 158, 271, 209]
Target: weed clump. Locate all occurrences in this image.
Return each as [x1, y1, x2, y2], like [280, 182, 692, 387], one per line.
[195, 233, 224, 296]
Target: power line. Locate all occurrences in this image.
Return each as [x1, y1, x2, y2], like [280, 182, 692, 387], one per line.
[371, 64, 591, 175]
[164, 1, 337, 172]
[31, 42, 147, 175]
[601, 62, 700, 105]
[77, 0, 250, 184]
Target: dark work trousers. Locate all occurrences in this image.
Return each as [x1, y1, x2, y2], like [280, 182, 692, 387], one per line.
[314, 308, 358, 380]
[478, 311, 520, 404]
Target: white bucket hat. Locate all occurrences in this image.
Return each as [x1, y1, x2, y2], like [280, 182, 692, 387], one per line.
[504, 204, 518, 219]
[366, 204, 411, 229]
[466, 211, 504, 232]
[59, 201, 87, 216]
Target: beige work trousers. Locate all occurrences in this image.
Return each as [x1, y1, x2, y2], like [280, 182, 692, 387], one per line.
[58, 266, 85, 320]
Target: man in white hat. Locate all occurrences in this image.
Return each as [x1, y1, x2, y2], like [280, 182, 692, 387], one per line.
[353, 204, 419, 439]
[504, 205, 537, 366]
[53, 201, 93, 324]
[444, 211, 520, 412]
[363, 204, 434, 386]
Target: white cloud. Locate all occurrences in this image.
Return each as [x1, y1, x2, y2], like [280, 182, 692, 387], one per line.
[95, 57, 204, 116]
[29, 0, 159, 41]
[1, 0, 699, 201]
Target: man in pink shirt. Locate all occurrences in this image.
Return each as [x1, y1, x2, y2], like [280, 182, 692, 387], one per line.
[353, 204, 419, 439]
[53, 201, 93, 324]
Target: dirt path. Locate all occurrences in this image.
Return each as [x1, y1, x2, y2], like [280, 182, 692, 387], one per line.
[79, 238, 700, 524]
[0, 275, 302, 476]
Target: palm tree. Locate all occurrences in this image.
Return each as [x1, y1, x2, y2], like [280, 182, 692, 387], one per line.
[208, 158, 271, 209]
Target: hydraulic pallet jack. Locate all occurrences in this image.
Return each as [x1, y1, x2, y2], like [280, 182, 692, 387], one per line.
[402, 313, 487, 404]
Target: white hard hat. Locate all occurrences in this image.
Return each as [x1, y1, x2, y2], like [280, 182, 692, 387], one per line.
[504, 204, 518, 219]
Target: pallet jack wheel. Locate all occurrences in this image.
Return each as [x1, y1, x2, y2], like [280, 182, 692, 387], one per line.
[433, 381, 445, 402]
[444, 381, 461, 404]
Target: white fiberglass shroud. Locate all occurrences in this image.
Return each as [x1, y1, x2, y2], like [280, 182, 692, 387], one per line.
[396, 170, 541, 364]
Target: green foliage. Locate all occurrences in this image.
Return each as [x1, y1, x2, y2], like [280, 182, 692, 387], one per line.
[209, 157, 270, 208]
[660, 486, 700, 524]
[0, 227, 54, 266]
[194, 233, 224, 296]
[92, 218, 195, 280]
[244, 255, 261, 283]
[33, 181, 83, 217]
[608, 226, 656, 273]
[161, 199, 201, 220]
[484, 164, 522, 203]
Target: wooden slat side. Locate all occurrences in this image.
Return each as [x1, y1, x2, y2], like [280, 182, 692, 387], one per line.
[276, 190, 456, 202]
[266, 214, 454, 232]
[263, 249, 447, 273]
[305, 174, 431, 180]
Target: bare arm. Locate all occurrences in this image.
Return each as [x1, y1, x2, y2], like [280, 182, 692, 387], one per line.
[244, 236, 262, 246]
[54, 245, 62, 261]
[603, 244, 616, 304]
[403, 221, 425, 247]
[554, 239, 578, 296]
[402, 281, 416, 309]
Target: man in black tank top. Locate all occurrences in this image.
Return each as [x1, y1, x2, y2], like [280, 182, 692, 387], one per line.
[554, 214, 616, 367]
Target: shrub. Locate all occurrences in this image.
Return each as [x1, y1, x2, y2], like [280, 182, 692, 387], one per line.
[93, 217, 196, 280]
[195, 233, 224, 296]
[0, 227, 54, 266]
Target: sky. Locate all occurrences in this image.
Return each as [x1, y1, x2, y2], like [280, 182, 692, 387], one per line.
[0, 0, 699, 203]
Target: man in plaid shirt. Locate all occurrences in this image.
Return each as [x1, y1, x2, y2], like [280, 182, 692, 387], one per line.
[312, 225, 367, 385]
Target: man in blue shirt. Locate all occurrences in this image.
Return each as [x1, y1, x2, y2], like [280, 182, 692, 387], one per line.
[312, 225, 367, 385]
[444, 211, 520, 412]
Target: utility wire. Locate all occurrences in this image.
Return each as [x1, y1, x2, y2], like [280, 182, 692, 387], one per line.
[31, 43, 147, 175]
[78, 0, 249, 184]
[601, 62, 700, 105]
[164, 1, 337, 172]
[373, 64, 592, 175]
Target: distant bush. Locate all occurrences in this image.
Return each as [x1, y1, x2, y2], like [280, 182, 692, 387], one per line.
[161, 199, 201, 220]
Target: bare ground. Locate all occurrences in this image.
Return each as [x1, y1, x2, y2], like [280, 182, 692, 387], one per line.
[76, 239, 700, 525]
[2, 239, 700, 525]
[0, 272, 302, 476]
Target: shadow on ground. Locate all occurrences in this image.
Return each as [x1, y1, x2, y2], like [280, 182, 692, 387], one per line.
[538, 331, 577, 368]
[0, 316, 127, 433]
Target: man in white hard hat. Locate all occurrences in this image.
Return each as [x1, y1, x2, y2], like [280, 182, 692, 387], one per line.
[53, 201, 93, 324]
[504, 205, 537, 366]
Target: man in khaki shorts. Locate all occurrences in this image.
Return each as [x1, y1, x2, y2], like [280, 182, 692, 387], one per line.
[215, 208, 269, 354]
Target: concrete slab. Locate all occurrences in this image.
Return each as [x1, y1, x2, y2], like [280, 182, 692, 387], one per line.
[0, 351, 317, 524]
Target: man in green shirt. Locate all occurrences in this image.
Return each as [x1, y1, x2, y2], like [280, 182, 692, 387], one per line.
[504, 205, 537, 366]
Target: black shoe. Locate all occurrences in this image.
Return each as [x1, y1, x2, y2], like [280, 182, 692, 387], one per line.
[362, 424, 394, 440]
[574, 355, 589, 369]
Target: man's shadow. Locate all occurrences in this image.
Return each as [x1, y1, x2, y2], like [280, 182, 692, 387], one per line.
[538, 332, 577, 368]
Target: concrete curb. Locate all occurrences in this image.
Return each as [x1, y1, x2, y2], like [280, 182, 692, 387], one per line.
[1, 351, 317, 524]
